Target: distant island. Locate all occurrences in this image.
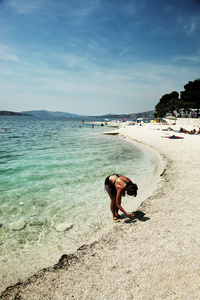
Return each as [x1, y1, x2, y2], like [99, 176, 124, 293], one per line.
[0, 110, 31, 116]
[0, 109, 155, 120]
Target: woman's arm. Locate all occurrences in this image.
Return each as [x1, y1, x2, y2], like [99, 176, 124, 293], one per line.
[116, 190, 134, 217]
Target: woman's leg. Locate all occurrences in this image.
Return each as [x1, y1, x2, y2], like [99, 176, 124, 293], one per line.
[110, 198, 118, 218]
[105, 186, 118, 218]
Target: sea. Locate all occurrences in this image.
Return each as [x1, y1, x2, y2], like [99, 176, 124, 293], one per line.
[0, 116, 162, 292]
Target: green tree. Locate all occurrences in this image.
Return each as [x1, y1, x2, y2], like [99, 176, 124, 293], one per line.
[180, 79, 200, 117]
[154, 91, 179, 118]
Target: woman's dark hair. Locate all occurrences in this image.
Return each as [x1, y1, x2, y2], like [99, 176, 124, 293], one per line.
[126, 182, 138, 196]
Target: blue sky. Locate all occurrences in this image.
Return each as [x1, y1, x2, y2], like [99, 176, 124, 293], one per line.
[0, 0, 200, 115]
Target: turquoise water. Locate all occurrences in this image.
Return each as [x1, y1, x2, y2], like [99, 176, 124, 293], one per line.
[0, 116, 160, 291]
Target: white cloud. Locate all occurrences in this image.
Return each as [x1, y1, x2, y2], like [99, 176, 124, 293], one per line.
[51, 0, 101, 20]
[0, 45, 25, 64]
[1, 50, 198, 115]
[119, 47, 130, 57]
[7, 0, 42, 15]
[183, 15, 200, 36]
[173, 52, 200, 63]
[185, 20, 195, 35]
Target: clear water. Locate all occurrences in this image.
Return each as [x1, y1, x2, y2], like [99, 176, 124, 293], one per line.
[0, 116, 161, 291]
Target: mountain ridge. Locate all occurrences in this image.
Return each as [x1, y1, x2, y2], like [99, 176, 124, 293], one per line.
[1, 109, 155, 119]
[21, 110, 83, 118]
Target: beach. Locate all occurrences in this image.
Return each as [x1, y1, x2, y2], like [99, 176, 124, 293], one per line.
[1, 119, 200, 299]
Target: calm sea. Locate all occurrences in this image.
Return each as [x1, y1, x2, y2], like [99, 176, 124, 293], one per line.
[0, 116, 161, 291]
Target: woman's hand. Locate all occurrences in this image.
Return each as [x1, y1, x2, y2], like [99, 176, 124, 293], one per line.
[128, 212, 135, 218]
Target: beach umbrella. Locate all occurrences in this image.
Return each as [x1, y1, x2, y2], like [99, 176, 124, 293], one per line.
[164, 116, 177, 125]
[165, 116, 177, 120]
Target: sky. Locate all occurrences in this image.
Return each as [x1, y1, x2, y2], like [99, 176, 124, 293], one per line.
[0, 0, 200, 115]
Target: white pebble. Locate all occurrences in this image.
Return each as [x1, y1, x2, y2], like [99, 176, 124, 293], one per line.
[55, 222, 73, 232]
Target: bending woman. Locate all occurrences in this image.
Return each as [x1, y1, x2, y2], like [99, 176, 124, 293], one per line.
[105, 174, 138, 222]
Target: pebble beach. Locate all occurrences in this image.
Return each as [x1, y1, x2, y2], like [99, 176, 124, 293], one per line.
[1, 118, 200, 300]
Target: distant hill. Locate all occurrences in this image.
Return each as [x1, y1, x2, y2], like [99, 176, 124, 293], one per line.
[21, 110, 84, 118]
[1, 109, 155, 119]
[0, 110, 31, 116]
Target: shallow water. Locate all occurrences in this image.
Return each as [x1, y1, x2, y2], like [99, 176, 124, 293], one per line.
[0, 116, 161, 291]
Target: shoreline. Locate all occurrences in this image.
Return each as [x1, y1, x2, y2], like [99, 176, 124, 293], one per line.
[1, 120, 200, 299]
[0, 123, 162, 294]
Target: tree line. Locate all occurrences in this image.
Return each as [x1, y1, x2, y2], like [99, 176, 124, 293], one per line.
[154, 79, 200, 118]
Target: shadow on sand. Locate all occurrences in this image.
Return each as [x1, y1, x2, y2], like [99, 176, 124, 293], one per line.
[122, 210, 150, 224]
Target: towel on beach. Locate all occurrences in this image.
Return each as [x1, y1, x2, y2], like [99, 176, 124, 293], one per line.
[167, 135, 184, 139]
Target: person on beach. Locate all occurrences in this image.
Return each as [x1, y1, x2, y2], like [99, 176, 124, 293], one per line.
[105, 174, 138, 222]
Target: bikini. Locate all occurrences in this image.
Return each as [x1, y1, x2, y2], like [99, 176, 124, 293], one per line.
[105, 174, 129, 198]
[113, 174, 128, 186]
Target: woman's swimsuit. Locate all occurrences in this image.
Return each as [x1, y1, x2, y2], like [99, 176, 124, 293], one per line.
[105, 174, 129, 198]
[114, 174, 128, 185]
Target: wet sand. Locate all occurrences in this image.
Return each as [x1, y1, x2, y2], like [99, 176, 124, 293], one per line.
[1, 120, 200, 299]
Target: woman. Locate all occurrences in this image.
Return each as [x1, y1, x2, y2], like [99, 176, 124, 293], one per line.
[105, 174, 138, 222]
